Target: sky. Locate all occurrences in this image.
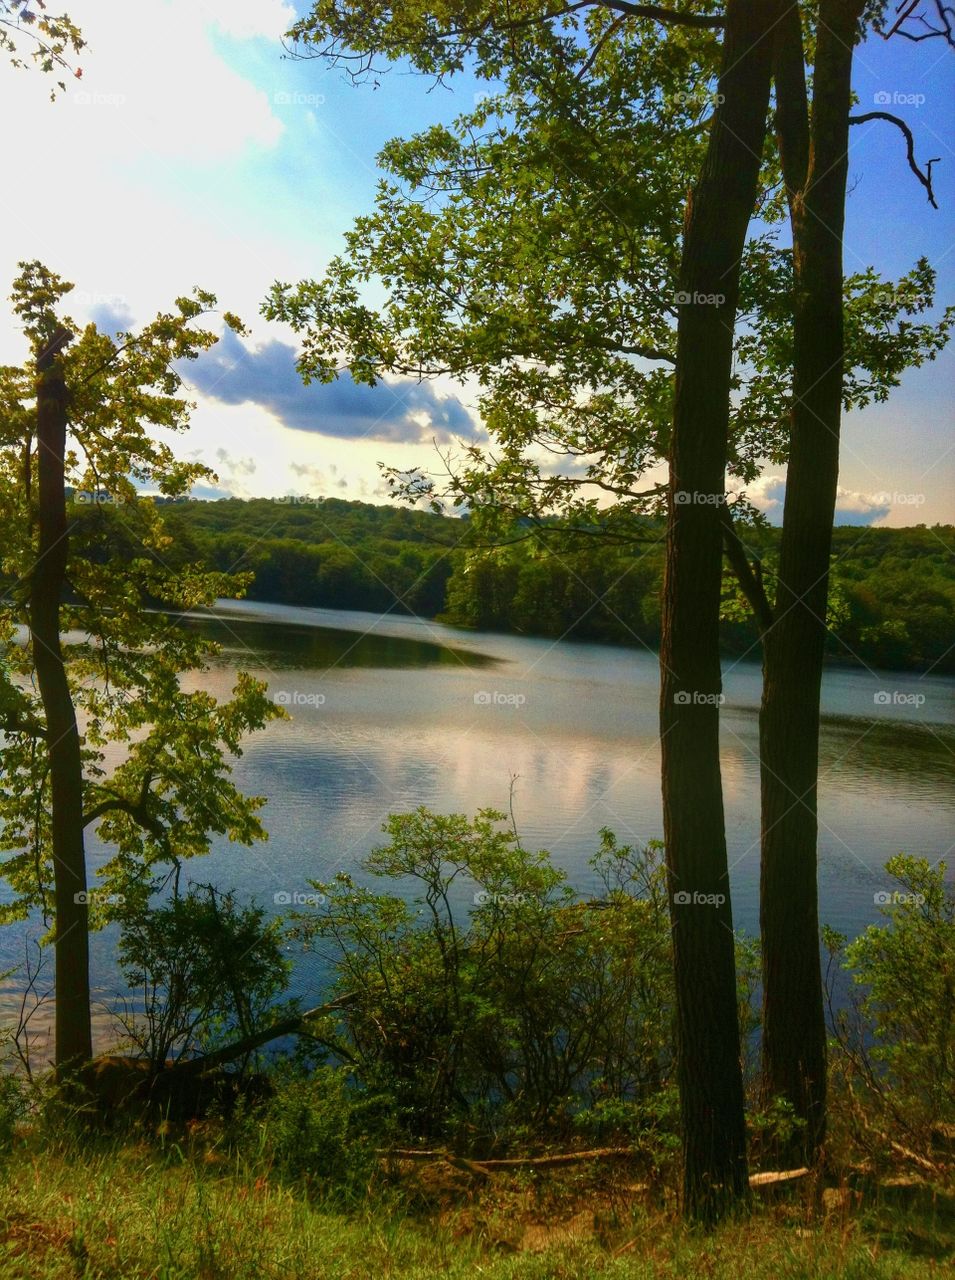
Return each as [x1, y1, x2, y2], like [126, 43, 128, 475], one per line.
[0, 0, 952, 526]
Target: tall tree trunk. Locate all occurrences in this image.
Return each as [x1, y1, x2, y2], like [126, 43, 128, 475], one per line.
[660, 0, 776, 1222]
[759, 0, 863, 1164]
[29, 335, 93, 1072]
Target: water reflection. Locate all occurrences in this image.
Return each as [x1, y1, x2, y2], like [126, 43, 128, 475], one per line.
[1, 599, 952, 1050]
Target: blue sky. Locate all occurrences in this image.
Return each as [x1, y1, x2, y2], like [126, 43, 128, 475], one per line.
[0, 0, 951, 525]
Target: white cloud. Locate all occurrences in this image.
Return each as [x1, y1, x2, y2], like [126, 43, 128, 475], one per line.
[743, 476, 786, 519]
[4, 8, 276, 179]
[47, 0, 286, 160]
[0, 0, 310, 368]
[743, 476, 892, 526]
[178, 397, 450, 504]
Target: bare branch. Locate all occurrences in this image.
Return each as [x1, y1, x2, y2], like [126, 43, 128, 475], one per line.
[849, 111, 940, 208]
[884, 0, 955, 47]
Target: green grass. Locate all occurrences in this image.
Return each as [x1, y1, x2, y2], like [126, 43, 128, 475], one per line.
[1, 1136, 952, 1279]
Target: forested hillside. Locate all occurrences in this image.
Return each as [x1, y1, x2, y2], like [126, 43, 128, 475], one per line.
[127, 497, 954, 673]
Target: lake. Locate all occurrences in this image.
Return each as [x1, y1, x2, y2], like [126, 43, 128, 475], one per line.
[2, 599, 953, 1044]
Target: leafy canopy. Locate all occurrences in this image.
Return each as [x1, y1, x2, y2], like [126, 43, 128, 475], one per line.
[0, 262, 284, 926]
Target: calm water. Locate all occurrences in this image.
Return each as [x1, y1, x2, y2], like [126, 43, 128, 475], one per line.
[2, 599, 953, 1040]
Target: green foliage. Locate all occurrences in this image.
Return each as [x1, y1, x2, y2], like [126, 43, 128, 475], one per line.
[446, 519, 954, 671]
[233, 1065, 389, 1201]
[115, 884, 291, 1068]
[287, 808, 759, 1149]
[155, 494, 462, 617]
[826, 857, 954, 1165]
[271, 2, 951, 582]
[0, 262, 284, 925]
[155, 496, 953, 671]
[747, 1096, 807, 1163]
[0, 1069, 25, 1155]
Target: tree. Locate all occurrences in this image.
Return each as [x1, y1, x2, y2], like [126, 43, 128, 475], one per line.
[657, 0, 777, 1217]
[0, 262, 282, 1072]
[275, 0, 765, 1220]
[751, 0, 952, 1164]
[269, 0, 951, 1214]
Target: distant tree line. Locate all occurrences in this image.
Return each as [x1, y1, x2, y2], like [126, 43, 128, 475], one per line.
[121, 497, 955, 674]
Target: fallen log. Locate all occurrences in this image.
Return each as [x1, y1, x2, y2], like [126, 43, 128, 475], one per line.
[159, 992, 359, 1078]
[379, 1147, 813, 1188]
[749, 1167, 810, 1187]
[376, 1147, 637, 1171]
[72, 993, 358, 1120]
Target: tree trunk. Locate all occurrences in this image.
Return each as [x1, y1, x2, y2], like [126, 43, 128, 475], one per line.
[30, 336, 92, 1072]
[660, 0, 777, 1223]
[760, 0, 863, 1164]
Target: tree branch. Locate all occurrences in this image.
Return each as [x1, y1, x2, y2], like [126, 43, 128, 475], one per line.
[0, 709, 47, 739]
[82, 772, 164, 842]
[849, 112, 940, 208]
[598, 3, 723, 27]
[885, 0, 955, 47]
[442, 2, 724, 39]
[719, 504, 774, 633]
[160, 993, 362, 1076]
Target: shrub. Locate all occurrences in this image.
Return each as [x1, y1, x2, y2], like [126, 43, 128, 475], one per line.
[116, 883, 290, 1067]
[0, 1070, 25, 1155]
[233, 1065, 387, 1201]
[825, 856, 954, 1161]
[288, 809, 758, 1150]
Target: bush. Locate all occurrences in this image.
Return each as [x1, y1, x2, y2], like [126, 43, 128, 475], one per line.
[288, 809, 757, 1151]
[232, 1065, 388, 1201]
[0, 1071, 25, 1155]
[116, 883, 290, 1067]
[825, 855, 954, 1161]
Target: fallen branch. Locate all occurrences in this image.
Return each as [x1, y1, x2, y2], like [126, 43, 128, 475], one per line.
[749, 1167, 810, 1187]
[888, 1138, 944, 1175]
[381, 1146, 814, 1191]
[376, 1146, 637, 1171]
[844, 1087, 947, 1176]
[154, 992, 360, 1078]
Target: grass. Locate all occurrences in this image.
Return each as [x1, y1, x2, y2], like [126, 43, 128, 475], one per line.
[1, 1132, 952, 1279]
